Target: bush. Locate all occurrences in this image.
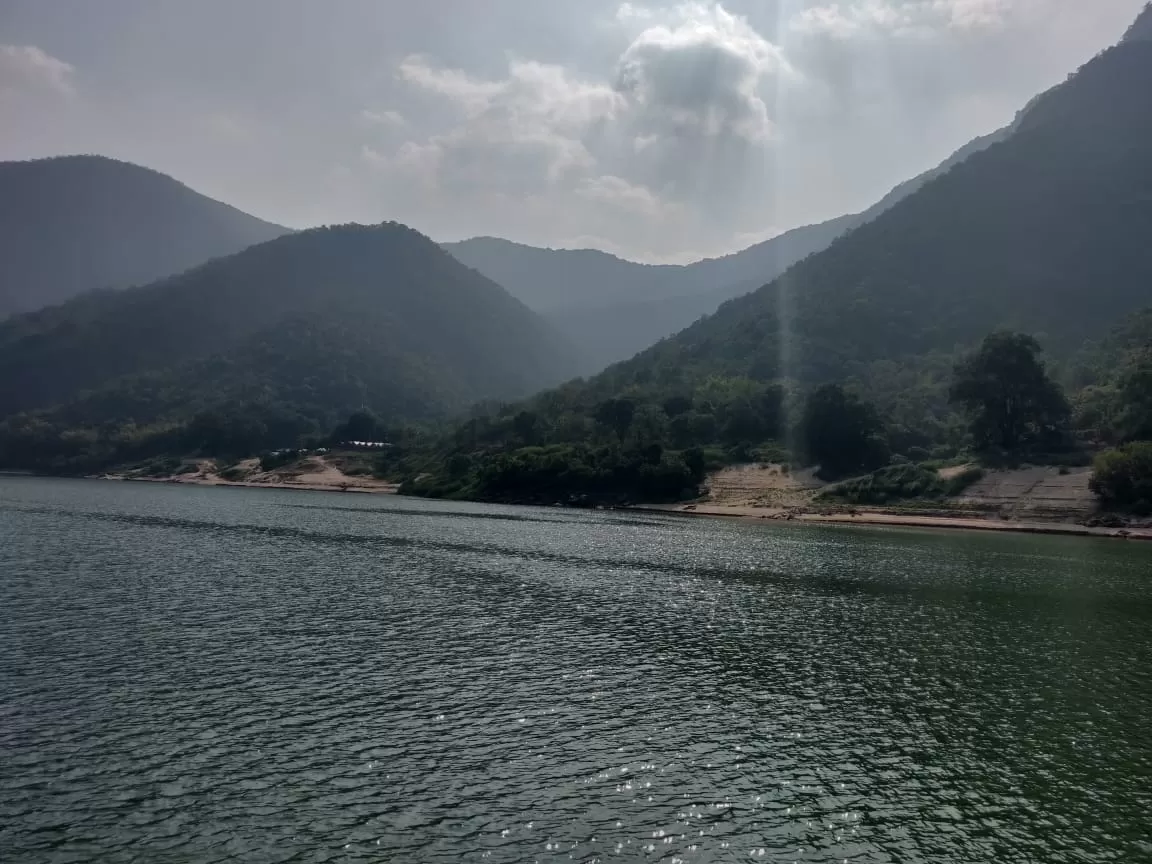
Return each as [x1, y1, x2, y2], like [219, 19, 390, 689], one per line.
[944, 467, 985, 496]
[138, 455, 181, 477]
[218, 465, 248, 482]
[1091, 442, 1152, 514]
[820, 464, 948, 506]
[259, 450, 299, 472]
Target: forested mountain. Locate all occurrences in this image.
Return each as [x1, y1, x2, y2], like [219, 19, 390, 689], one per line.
[0, 223, 581, 471]
[602, 35, 1152, 386]
[0, 155, 289, 318]
[394, 22, 1152, 504]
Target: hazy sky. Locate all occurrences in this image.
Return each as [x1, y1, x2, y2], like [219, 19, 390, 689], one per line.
[0, 1, 1144, 262]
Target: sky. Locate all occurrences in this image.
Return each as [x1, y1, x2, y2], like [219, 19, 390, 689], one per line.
[0, 1, 1145, 263]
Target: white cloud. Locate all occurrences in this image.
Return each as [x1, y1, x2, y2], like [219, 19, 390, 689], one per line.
[790, 0, 1010, 39]
[364, 3, 791, 258]
[616, 3, 788, 141]
[360, 108, 406, 129]
[0, 44, 75, 100]
[575, 174, 664, 217]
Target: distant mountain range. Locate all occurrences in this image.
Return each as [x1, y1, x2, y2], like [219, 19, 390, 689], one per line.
[0, 137, 1024, 376]
[442, 126, 1017, 371]
[0, 155, 291, 318]
[0, 223, 582, 471]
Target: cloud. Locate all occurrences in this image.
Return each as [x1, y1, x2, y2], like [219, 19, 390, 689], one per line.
[575, 174, 664, 217]
[360, 108, 406, 129]
[0, 44, 75, 100]
[790, 0, 1010, 39]
[365, 3, 790, 258]
[384, 56, 619, 196]
[616, 3, 788, 142]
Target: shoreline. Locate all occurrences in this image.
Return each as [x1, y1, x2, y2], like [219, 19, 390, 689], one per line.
[628, 503, 1152, 541]
[139, 476, 400, 494]
[18, 471, 1149, 541]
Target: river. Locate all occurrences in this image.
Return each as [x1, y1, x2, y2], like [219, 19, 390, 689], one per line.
[1, 476, 1150, 862]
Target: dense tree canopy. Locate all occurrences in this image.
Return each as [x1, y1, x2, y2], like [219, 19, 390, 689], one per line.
[949, 332, 1070, 451]
[0, 223, 581, 473]
[800, 384, 888, 478]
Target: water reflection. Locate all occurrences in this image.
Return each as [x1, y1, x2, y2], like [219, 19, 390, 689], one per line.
[1, 477, 1150, 862]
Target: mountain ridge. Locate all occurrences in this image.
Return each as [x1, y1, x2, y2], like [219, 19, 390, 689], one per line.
[0, 222, 584, 471]
[0, 154, 291, 318]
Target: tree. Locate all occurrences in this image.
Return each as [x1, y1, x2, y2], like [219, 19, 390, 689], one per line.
[950, 332, 1070, 451]
[1091, 442, 1152, 514]
[662, 395, 693, 418]
[1116, 349, 1152, 441]
[333, 410, 383, 443]
[513, 410, 539, 446]
[800, 384, 887, 478]
[595, 398, 636, 440]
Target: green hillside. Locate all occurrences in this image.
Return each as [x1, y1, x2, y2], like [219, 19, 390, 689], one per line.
[396, 32, 1152, 504]
[0, 223, 582, 472]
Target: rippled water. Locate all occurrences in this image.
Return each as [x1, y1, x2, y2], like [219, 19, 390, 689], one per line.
[2, 477, 1151, 863]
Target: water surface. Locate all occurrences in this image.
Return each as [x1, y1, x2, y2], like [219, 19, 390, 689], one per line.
[2, 477, 1150, 862]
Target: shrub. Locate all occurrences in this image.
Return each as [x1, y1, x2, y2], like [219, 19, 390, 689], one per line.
[944, 467, 985, 496]
[259, 450, 298, 472]
[218, 465, 248, 481]
[820, 464, 947, 506]
[1091, 442, 1152, 514]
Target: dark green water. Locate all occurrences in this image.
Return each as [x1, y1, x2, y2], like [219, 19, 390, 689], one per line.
[1, 477, 1151, 863]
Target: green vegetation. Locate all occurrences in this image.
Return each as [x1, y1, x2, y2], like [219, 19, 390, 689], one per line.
[0, 223, 581, 474]
[820, 464, 986, 507]
[950, 332, 1070, 452]
[3, 21, 1152, 517]
[401, 443, 705, 505]
[799, 384, 887, 479]
[1091, 443, 1152, 514]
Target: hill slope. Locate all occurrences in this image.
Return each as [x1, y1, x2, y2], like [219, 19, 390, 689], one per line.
[444, 126, 1014, 371]
[395, 19, 1152, 505]
[1125, 2, 1152, 42]
[0, 223, 582, 470]
[0, 155, 290, 318]
[445, 218, 858, 370]
[600, 36, 1152, 387]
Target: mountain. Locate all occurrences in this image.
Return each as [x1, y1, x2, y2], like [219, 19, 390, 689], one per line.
[606, 36, 1152, 389]
[0, 155, 290, 318]
[444, 127, 1015, 372]
[401, 15, 1152, 502]
[0, 223, 582, 470]
[1125, 2, 1152, 41]
[444, 217, 858, 370]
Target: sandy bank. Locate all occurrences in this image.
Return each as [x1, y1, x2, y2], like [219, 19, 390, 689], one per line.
[105, 455, 399, 495]
[635, 463, 1151, 540]
[633, 502, 1152, 540]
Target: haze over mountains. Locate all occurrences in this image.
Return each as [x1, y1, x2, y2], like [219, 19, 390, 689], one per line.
[2, 4, 1151, 481]
[443, 124, 1018, 369]
[0, 155, 290, 319]
[380, 9, 1152, 505]
[0, 223, 581, 470]
[504, 27, 1152, 419]
[0, 107, 1028, 375]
